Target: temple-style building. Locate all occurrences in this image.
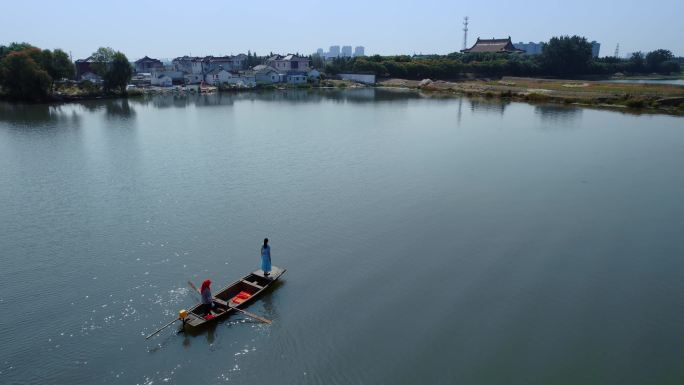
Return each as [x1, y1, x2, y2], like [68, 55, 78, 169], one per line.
[461, 37, 525, 54]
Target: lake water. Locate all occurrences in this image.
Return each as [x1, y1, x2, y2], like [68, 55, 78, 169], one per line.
[1, 89, 684, 385]
[603, 78, 684, 86]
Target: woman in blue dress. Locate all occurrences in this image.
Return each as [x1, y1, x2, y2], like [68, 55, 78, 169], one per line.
[261, 238, 272, 277]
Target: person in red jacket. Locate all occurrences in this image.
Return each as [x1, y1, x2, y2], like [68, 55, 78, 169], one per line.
[200, 279, 215, 315]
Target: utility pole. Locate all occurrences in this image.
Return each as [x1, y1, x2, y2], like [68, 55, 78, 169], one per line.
[614, 43, 620, 58]
[463, 17, 469, 51]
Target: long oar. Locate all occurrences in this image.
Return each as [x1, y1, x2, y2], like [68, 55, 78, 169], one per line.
[188, 281, 272, 324]
[230, 305, 272, 324]
[145, 317, 179, 340]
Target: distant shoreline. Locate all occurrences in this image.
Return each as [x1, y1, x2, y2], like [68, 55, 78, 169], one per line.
[377, 77, 684, 116]
[3, 77, 684, 116]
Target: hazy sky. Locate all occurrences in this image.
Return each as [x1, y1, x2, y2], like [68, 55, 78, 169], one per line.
[1, 0, 682, 60]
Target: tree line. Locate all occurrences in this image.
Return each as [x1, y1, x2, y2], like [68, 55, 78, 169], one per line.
[320, 36, 681, 80]
[0, 43, 74, 100]
[0, 43, 132, 101]
[2, 36, 681, 102]
[87, 47, 133, 94]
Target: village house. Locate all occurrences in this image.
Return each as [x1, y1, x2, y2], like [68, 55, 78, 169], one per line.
[75, 58, 93, 79]
[152, 70, 184, 85]
[339, 73, 376, 85]
[151, 73, 172, 87]
[286, 74, 307, 84]
[172, 56, 195, 73]
[253, 65, 281, 84]
[233, 53, 248, 69]
[191, 59, 204, 75]
[228, 73, 256, 88]
[203, 57, 231, 73]
[80, 71, 103, 84]
[461, 37, 525, 54]
[75, 56, 109, 79]
[204, 66, 233, 85]
[265, 54, 311, 72]
[172, 56, 206, 74]
[134, 56, 164, 73]
[204, 54, 248, 72]
[184, 73, 204, 85]
[130, 72, 152, 87]
[173, 54, 249, 75]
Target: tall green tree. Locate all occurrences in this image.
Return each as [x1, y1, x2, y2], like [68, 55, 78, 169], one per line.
[0, 49, 51, 100]
[36, 48, 75, 91]
[103, 51, 132, 94]
[51, 49, 75, 80]
[0, 42, 36, 60]
[540, 35, 593, 76]
[90, 47, 116, 76]
[311, 53, 325, 70]
[645, 49, 674, 73]
[628, 52, 645, 72]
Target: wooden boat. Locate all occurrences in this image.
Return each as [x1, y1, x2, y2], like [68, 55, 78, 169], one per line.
[181, 266, 285, 331]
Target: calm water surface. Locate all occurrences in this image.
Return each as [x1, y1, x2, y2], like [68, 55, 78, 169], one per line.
[1, 89, 684, 385]
[603, 78, 684, 86]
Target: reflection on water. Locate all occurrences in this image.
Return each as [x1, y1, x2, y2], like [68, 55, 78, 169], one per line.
[469, 97, 510, 115]
[105, 99, 135, 119]
[78, 100, 106, 112]
[0, 102, 81, 129]
[2, 88, 684, 385]
[534, 104, 582, 125]
[125, 88, 424, 109]
[205, 322, 217, 345]
[259, 281, 283, 321]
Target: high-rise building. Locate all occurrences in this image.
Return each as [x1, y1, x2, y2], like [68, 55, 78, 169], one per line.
[590, 41, 601, 58]
[514, 42, 544, 55]
[328, 46, 340, 58]
[321, 45, 365, 59]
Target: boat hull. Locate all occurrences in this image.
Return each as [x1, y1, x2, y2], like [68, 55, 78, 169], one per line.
[181, 266, 285, 332]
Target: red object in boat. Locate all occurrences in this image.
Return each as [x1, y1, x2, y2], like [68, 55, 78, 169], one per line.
[231, 291, 252, 304]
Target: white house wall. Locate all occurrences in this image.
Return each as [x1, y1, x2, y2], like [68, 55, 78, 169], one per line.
[339, 73, 376, 85]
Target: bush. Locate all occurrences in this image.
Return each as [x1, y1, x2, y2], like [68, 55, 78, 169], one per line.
[625, 98, 646, 108]
[78, 80, 100, 94]
[525, 93, 551, 102]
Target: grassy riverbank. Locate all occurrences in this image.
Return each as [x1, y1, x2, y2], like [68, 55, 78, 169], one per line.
[379, 77, 684, 115]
